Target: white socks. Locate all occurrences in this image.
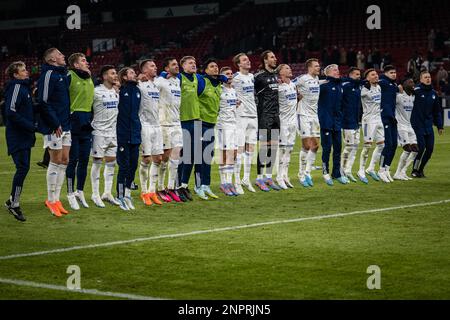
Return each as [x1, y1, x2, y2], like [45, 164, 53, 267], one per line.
[139, 161, 150, 194]
[305, 150, 317, 176]
[234, 152, 242, 183]
[158, 161, 168, 191]
[149, 162, 160, 193]
[403, 151, 418, 174]
[299, 148, 308, 178]
[278, 147, 292, 180]
[168, 159, 179, 190]
[91, 159, 102, 197]
[104, 161, 115, 195]
[219, 165, 226, 184]
[395, 151, 409, 176]
[368, 143, 384, 172]
[359, 144, 371, 173]
[243, 151, 253, 181]
[54, 164, 66, 202]
[47, 162, 58, 203]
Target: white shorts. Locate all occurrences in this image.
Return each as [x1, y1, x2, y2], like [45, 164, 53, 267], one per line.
[297, 114, 320, 138]
[43, 131, 72, 150]
[161, 125, 183, 150]
[343, 128, 361, 146]
[141, 125, 163, 156]
[217, 127, 237, 150]
[236, 117, 258, 147]
[91, 135, 117, 158]
[362, 122, 385, 143]
[398, 125, 417, 146]
[279, 122, 297, 147]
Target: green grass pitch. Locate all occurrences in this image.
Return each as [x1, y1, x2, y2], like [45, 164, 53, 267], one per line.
[0, 127, 449, 299]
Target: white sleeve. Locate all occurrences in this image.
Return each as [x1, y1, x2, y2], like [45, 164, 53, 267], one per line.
[360, 87, 369, 98]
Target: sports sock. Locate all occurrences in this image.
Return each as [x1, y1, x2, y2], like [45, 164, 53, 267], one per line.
[167, 159, 179, 190]
[149, 162, 160, 193]
[139, 161, 150, 194]
[243, 151, 253, 181]
[402, 151, 418, 174]
[91, 159, 102, 197]
[158, 161, 168, 191]
[55, 164, 67, 201]
[104, 161, 116, 195]
[305, 149, 317, 176]
[368, 143, 384, 172]
[234, 152, 242, 183]
[359, 144, 371, 173]
[299, 148, 308, 178]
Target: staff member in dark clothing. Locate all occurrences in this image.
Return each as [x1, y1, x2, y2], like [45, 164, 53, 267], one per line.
[254, 50, 281, 191]
[116, 67, 142, 211]
[411, 71, 444, 178]
[4, 61, 37, 222]
[318, 64, 349, 186]
[66, 53, 95, 210]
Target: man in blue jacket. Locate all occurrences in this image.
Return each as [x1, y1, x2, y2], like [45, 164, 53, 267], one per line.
[411, 71, 444, 177]
[378, 65, 400, 183]
[340, 67, 362, 182]
[37, 48, 71, 217]
[116, 67, 141, 210]
[318, 64, 349, 186]
[4, 61, 36, 222]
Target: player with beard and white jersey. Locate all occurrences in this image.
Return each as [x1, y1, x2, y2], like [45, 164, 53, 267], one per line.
[231, 53, 257, 194]
[358, 68, 385, 183]
[90, 65, 121, 207]
[393, 78, 418, 180]
[276, 64, 297, 189]
[153, 57, 183, 203]
[293, 58, 321, 188]
[137, 59, 164, 207]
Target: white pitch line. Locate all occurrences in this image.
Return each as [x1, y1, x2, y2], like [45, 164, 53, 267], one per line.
[0, 199, 449, 261]
[0, 277, 164, 300]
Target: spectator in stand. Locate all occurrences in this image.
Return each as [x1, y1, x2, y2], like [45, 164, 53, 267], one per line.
[339, 47, 347, 66]
[347, 48, 356, 67]
[321, 47, 330, 66]
[357, 50, 365, 70]
[306, 31, 315, 51]
[380, 51, 392, 70]
[436, 65, 449, 85]
[366, 49, 373, 68]
[330, 46, 339, 65]
[372, 48, 381, 70]
[289, 45, 298, 64]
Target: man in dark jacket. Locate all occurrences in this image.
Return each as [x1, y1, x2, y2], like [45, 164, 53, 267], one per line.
[37, 48, 71, 217]
[378, 65, 400, 183]
[254, 50, 281, 191]
[116, 67, 141, 210]
[318, 64, 348, 186]
[4, 61, 37, 222]
[340, 67, 362, 182]
[65, 53, 95, 211]
[411, 71, 444, 177]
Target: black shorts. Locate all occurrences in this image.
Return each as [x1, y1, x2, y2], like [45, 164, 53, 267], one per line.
[258, 114, 280, 142]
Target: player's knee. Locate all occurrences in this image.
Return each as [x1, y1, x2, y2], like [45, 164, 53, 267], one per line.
[403, 144, 411, 152]
[410, 144, 419, 153]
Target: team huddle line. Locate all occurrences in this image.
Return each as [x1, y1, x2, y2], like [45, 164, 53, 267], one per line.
[2, 48, 444, 222]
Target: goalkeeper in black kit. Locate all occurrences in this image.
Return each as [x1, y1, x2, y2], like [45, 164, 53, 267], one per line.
[254, 50, 281, 191]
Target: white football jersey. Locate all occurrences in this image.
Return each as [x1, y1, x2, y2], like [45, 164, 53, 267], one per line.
[294, 73, 320, 117]
[278, 81, 298, 125]
[395, 92, 415, 127]
[361, 84, 382, 124]
[154, 76, 181, 126]
[232, 72, 257, 118]
[138, 80, 160, 126]
[91, 84, 119, 137]
[217, 85, 238, 129]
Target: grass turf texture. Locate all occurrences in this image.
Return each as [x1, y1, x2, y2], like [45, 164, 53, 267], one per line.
[0, 127, 449, 299]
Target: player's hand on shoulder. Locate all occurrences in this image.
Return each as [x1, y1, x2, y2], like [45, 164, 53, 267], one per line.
[137, 74, 148, 82]
[398, 84, 404, 93]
